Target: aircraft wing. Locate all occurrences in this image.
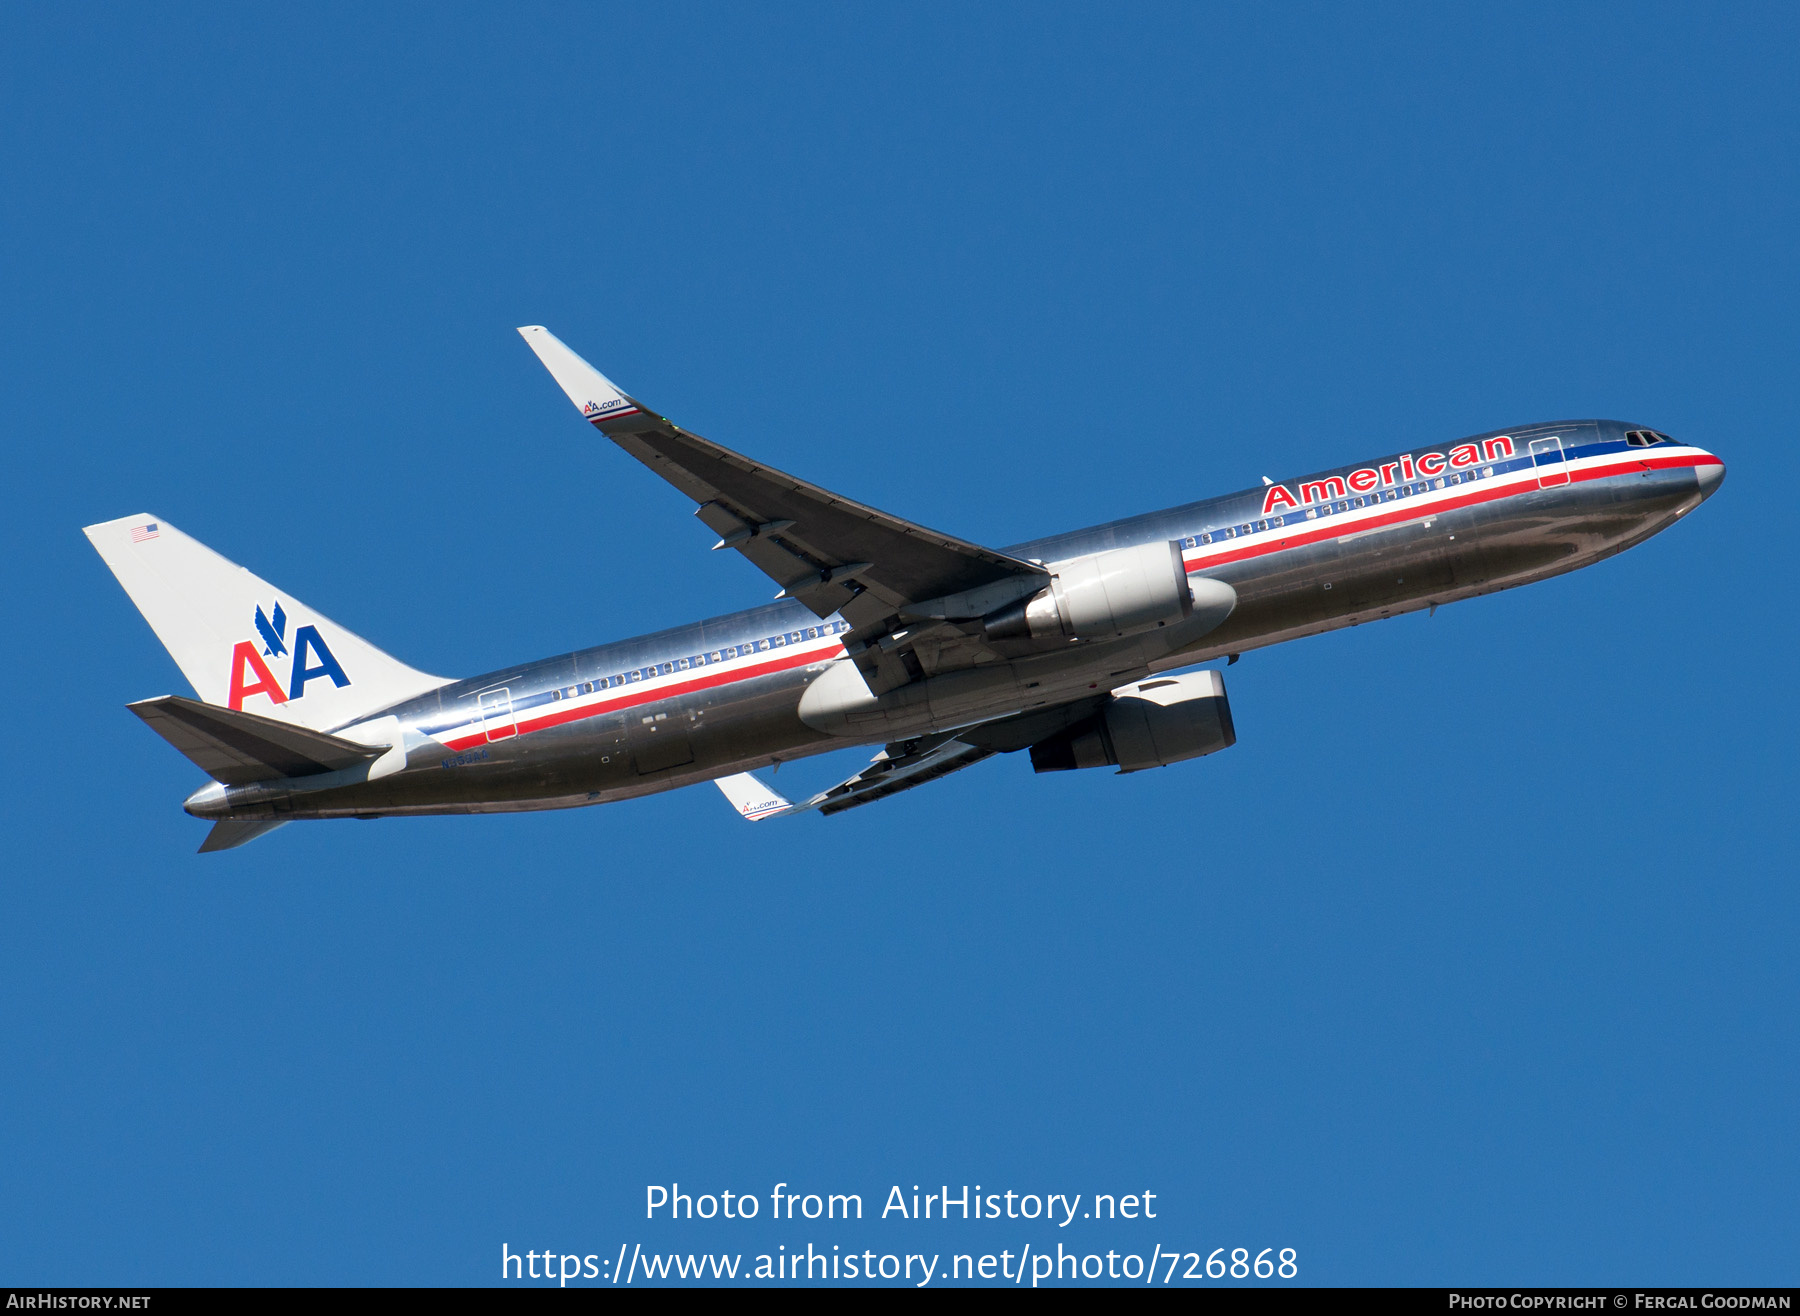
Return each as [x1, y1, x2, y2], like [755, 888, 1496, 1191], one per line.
[711, 693, 1109, 821]
[519, 327, 1049, 691]
[714, 732, 997, 821]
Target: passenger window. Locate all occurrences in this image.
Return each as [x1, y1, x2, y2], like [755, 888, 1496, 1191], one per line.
[1255, 520, 1267, 531]
[1434, 477, 1445, 489]
[1200, 532, 1213, 544]
[1305, 508, 1318, 519]
[1272, 516, 1284, 527]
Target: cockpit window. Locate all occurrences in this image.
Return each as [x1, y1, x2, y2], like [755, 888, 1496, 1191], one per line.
[1625, 429, 1674, 447]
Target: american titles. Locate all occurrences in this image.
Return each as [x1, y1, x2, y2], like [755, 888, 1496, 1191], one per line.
[1260, 436, 1516, 517]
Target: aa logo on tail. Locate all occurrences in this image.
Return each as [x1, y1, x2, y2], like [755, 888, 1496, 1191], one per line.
[227, 603, 351, 710]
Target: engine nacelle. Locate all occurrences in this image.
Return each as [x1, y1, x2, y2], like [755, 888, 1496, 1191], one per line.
[984, 540, 1193, 641]
[1029, 670, 1235, 773]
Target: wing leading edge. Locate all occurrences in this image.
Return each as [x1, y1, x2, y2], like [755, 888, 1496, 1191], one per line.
[518, 326, 1049, 693]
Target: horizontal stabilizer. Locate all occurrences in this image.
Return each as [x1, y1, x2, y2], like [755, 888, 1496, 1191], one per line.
[198, 818, 291, 853]
[130, 695, 384, 786]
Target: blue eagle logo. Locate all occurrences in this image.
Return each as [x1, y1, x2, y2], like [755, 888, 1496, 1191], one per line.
[254, 602, 288, 658]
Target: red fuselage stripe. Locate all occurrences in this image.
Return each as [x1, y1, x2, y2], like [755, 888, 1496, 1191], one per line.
[438, 643, 843, 751]
[1183, 452, 1717, 573]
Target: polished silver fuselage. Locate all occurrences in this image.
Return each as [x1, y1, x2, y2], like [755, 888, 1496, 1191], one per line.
[192, 419, 1721, 823]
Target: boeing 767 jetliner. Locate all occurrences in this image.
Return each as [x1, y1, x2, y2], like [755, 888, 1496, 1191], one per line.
[86, 327, 1725, 850]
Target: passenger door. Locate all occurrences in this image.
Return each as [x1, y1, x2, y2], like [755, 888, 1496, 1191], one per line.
[1529, 435, 1570, 488]
[476, 686, 516, 741]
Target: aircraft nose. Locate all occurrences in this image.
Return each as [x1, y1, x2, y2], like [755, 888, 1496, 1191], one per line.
[1695, 454, 1726, 499]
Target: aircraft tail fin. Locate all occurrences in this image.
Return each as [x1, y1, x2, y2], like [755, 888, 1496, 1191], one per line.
[198, 818, 290, 853]
[84, 515, 449, 732]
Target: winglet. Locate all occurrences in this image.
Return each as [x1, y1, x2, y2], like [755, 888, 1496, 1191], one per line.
[713, 772, 796, 822]
[517, 326, 644, 427]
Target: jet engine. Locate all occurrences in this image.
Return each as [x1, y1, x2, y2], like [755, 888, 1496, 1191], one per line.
[984, 541, 1194, 641]
[1028, 670, 1235, 773]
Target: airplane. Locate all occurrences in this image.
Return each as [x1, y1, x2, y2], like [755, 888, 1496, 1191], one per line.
[85, 327, 1726, 851]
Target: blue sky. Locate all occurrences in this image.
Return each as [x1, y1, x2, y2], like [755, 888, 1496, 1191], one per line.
[2, 3, 1795, 1286]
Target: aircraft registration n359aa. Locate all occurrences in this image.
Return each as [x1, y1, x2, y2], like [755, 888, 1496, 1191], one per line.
[86, 327, 1726, 851]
